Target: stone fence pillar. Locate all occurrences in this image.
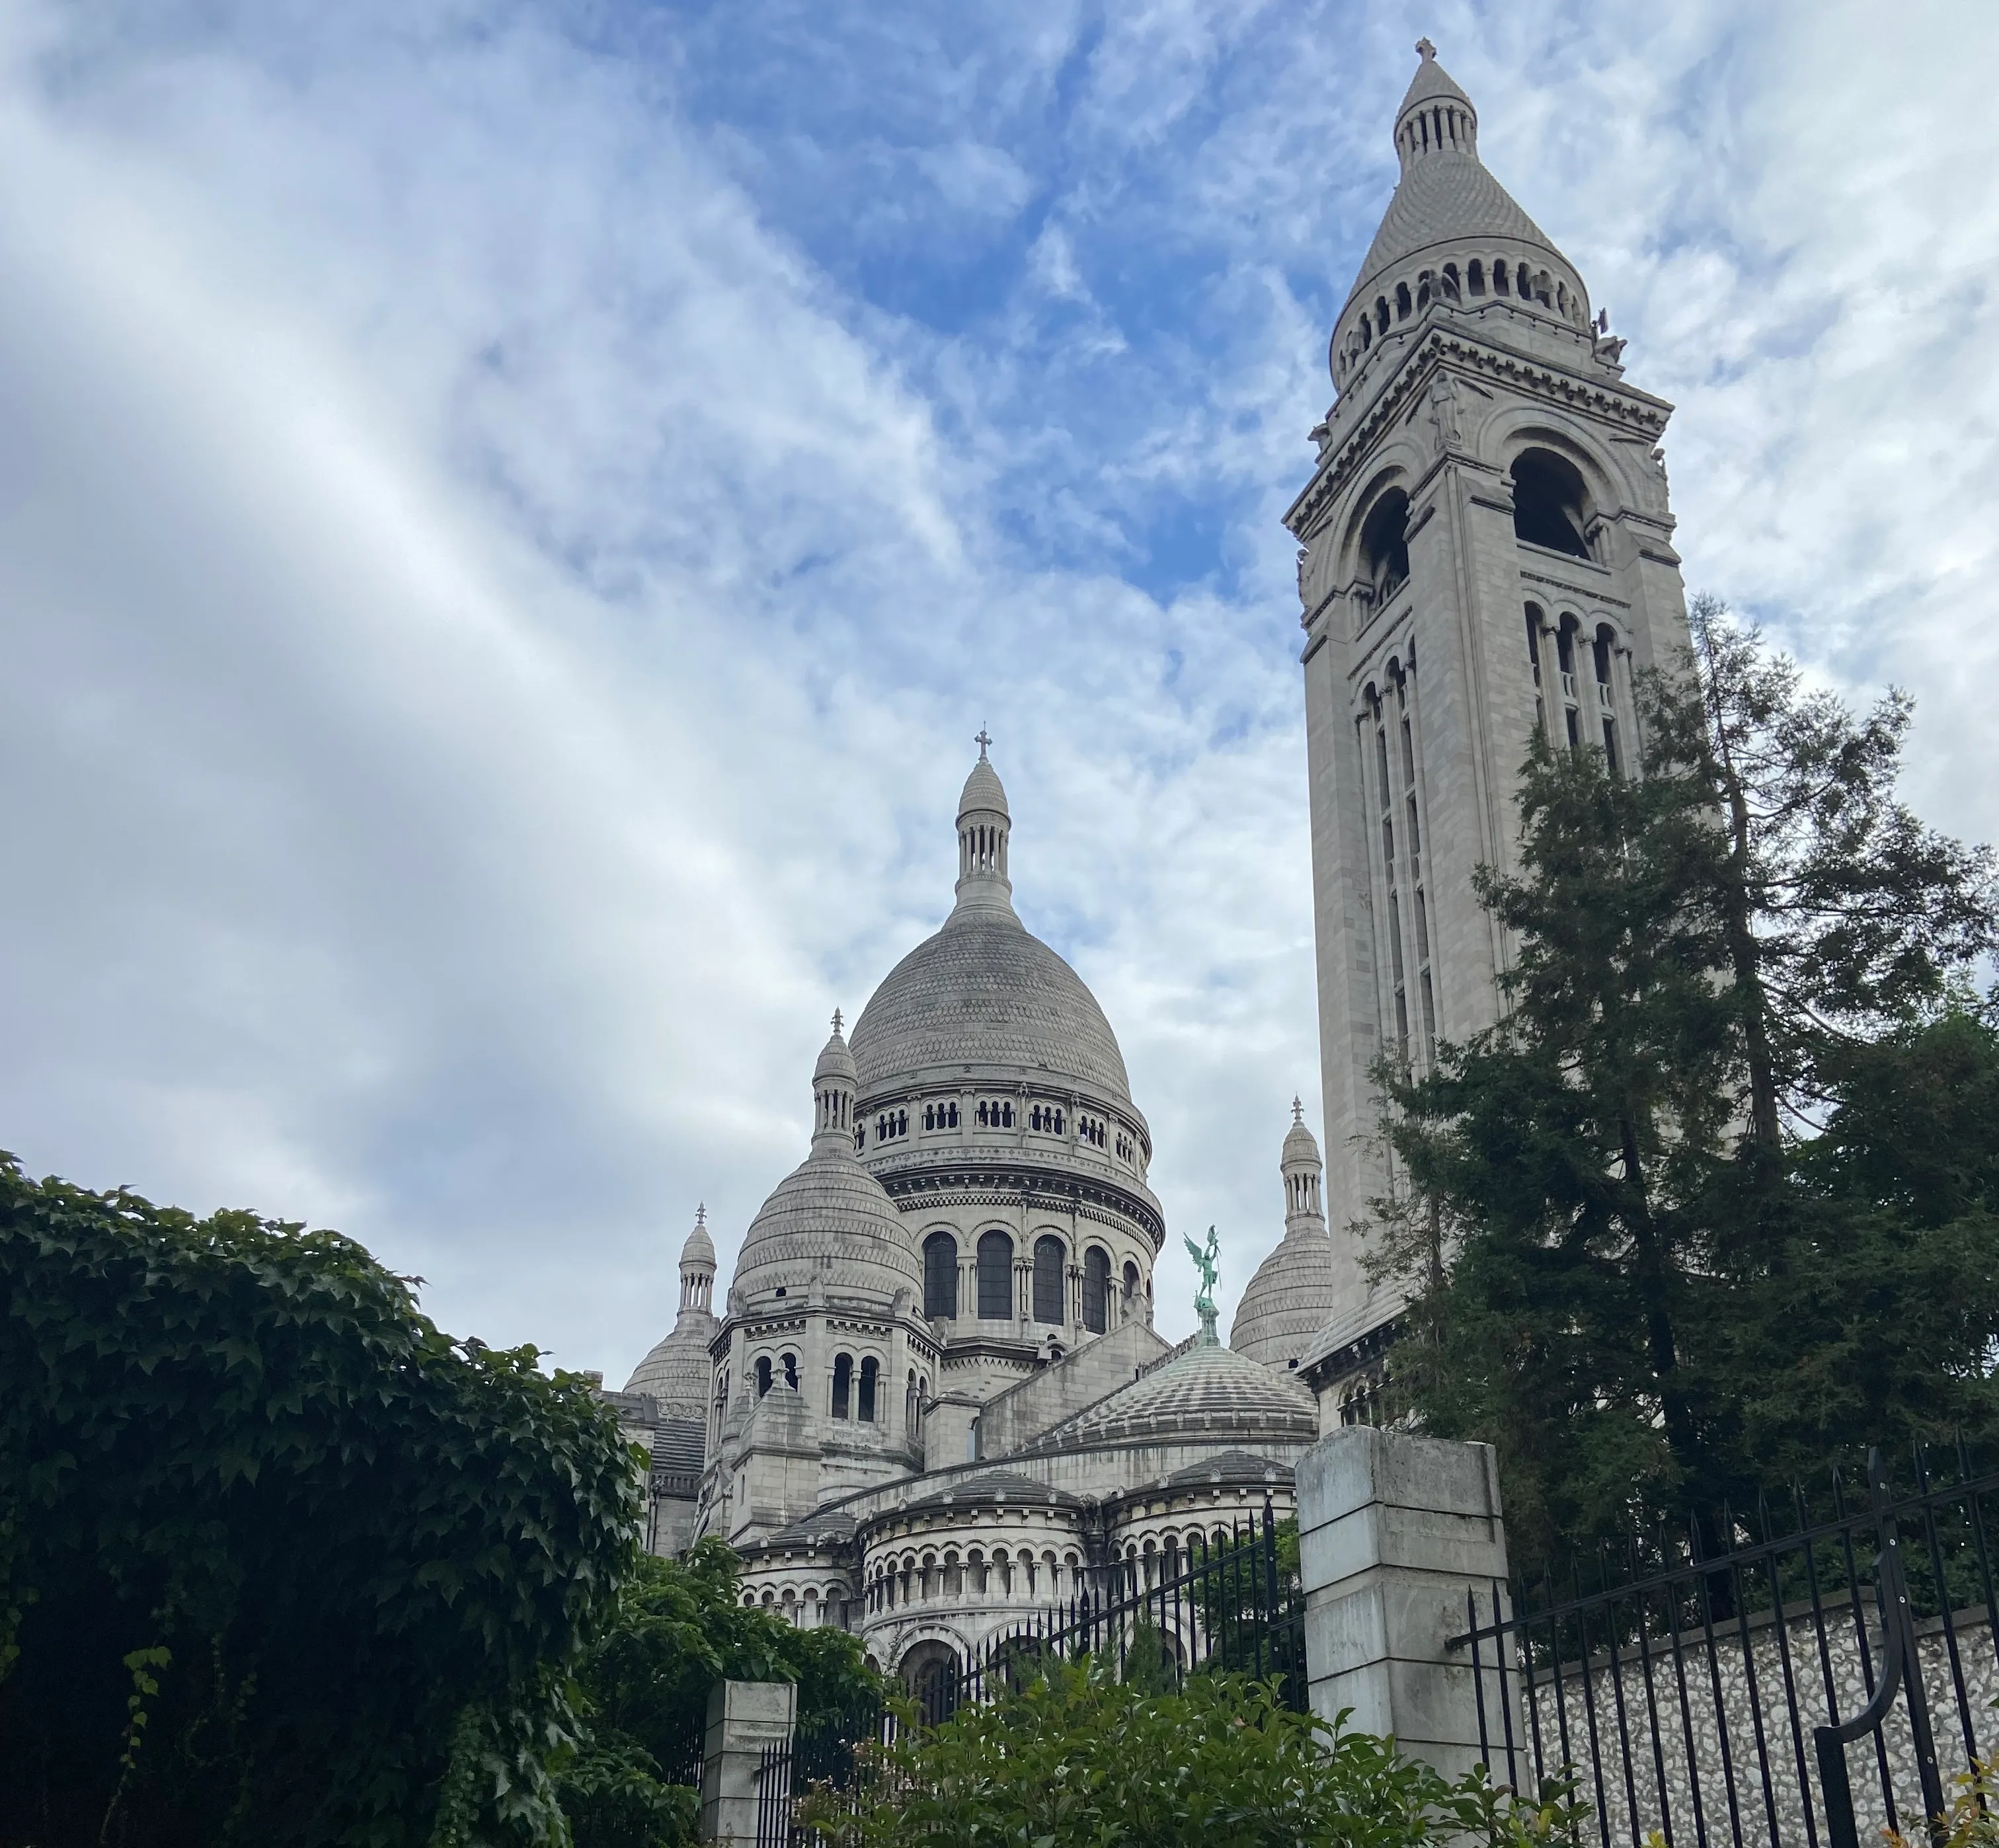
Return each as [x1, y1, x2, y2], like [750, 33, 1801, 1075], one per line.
[1296, 1426, 1510, 1782]
[699, 1679, 797, 1845]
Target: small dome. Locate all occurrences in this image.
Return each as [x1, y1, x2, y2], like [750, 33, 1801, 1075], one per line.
[623, 1309, 716, 1418]
[959, 755, 1009, 820]
[1231, 1231, 1341, 1372]
[1282, 1103, 1321, 1169]
[1021, 1336, 1316, 1454]
[681, 1206, 717, 1273]
[814, 1016, 859, 1087]
[732, 1145, 921, 1304]
[1398, 36, 1473, 116]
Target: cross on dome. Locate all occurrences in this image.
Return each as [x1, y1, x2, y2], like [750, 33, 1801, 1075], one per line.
[1415, 34, 1436, 58]
[974, 725, 992, 759]
[830, 1007, 843, 1034]
[1292, 1095, 1304, 1124]
[696, 1202, 706, 1225]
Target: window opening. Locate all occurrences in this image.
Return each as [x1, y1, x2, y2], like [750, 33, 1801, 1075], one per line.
[858, 1356, 878, 1422]
[1082, 1248, 1110, 1334]
[832, 1353, 852, 1419]
[756, 1356, 772, 1397]
[923, 1231, 959, 1320]
[1032, 1236, 1066, 1325]
[976, 1231, 1013, 1321]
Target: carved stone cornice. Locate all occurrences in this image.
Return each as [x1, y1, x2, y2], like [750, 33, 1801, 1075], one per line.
[881, 1165, 1166, 1251]
[1284, 327, 1674, 543]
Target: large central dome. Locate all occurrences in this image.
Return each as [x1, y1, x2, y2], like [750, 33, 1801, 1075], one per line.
[851, 907, 1132, 1102]
[848, 752, 1132, 1106]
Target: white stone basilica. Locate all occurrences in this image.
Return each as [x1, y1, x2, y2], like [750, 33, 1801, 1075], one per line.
[609, 39, 1696, 1679]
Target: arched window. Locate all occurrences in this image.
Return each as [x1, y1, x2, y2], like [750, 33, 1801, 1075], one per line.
[857, 1356, 878, 1423]
[923, 1231, 959, 1321]
[1416, 272, 1432, 309]
[1374, 296, 1390, 336]
[1510, 451, 1590, 558]
[1395, 280, 1412, 320]
[1517, 262, 1532, 299]
[1032, 1235, 1066, 1324]
[832, 1352, 852, 1419]
[1122, 1261, 1140, 1305]
[1360, 489, 1411, 600]
[1493, 258, 1510, 296]
[1468, 258, 1485, 295]
[1360, 315, 1372, 350]
[756, 1356, 772, 1397]
[782, 1352, 798, 1391]
[1082, 1247, 1110, 1334]
[1442, 262, 1460, 301]
[977, 1231, 1013, 1321]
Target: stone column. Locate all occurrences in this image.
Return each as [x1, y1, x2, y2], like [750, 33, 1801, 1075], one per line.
[1295, 1426, 1510, 1783]
[699, 1679, 797, 1845]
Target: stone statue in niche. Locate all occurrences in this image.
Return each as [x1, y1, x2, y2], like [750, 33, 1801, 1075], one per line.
[1426, 371, 1463, 453]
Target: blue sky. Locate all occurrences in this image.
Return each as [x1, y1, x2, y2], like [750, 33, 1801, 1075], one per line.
[5, 0, 1998, 1375]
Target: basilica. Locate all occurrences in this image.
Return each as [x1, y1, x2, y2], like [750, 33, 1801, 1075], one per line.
[608, 37, 1697, 1679]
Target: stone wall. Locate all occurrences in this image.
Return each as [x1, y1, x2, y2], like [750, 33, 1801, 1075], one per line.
[1495, 1601, 1996, 1848]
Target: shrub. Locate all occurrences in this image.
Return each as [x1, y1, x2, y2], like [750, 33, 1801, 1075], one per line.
[802, 1656, 1580, 1848]
[0, 1155, 639, 1847]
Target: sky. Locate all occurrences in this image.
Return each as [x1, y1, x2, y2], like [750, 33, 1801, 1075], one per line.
[5, 0, 1999, 1379]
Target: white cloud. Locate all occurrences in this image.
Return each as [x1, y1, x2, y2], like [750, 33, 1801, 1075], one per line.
[1, 0, 1994, 1380]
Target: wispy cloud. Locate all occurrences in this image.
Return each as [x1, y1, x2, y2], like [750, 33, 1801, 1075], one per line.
[3, 0, 1994, 1374]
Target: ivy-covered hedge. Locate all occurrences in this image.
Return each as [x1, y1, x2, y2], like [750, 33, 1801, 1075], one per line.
[0, 1155, 640, 1847]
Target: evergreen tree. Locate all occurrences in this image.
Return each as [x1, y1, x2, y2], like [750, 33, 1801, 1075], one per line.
[1368, 603, 1999, 1574]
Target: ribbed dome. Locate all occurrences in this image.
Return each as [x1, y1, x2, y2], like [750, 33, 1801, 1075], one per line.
[682, 1209, 717, 1273]
[960, 757, 1009, 819]
[732, 1147, 921, 1304]
[1023, 1336, 1315, 1453]
[623, 1309, 717, 1418]
[1231, 1231, 1340, 1372]
[1345, 153, 1571, 317]
[851, 905, 1132, 1104]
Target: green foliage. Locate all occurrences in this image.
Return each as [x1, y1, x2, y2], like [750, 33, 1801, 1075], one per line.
[0, 1155, 640, 1848]
[1367, 604, 1999, 1573]
[801, 1657, 1581, 1848]
[557, 1541, 880, 1848]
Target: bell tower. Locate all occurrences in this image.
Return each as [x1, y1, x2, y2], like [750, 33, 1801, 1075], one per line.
[1286, 42, 1694, 1353]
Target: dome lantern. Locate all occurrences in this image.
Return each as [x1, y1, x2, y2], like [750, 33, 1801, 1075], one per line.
[1281, 1100, 1327, 1236]
[679, 1204, 717, 1315]
[954, 732, 1013, 915]
[812, 1010, 859, 1152]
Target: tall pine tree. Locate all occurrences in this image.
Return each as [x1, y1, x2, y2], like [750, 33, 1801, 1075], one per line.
[1368, 601, 1999, 1574]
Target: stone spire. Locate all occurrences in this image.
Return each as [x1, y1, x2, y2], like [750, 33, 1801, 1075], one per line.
[953, 738, 1013, 915]
[679, 1204, 717, 1314]
[812, 1011, 859, 1152]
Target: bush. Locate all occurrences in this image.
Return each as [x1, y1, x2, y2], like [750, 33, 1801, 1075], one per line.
[802, 1656, 1579, 1848]
[559, 1540, 881, 1848]
[0, 1155, 639, 1847]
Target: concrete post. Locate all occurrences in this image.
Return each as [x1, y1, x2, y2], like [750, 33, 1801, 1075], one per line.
[699, 1679, 797, 1845]
[1296, 1426, 1510, 1782]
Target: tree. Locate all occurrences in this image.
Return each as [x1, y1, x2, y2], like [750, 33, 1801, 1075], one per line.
[559, 1540, 881, 1848]
[0, 1155, 639, 1848]
[1367, 605, 1999, 1573]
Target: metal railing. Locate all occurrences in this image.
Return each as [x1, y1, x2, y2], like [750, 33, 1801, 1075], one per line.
[1450, 1445, 1999, 1848]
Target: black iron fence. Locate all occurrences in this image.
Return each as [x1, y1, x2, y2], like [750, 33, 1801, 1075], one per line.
[753, 1496, 1303, 1846]
[1451, 1445, 1999, 1848]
